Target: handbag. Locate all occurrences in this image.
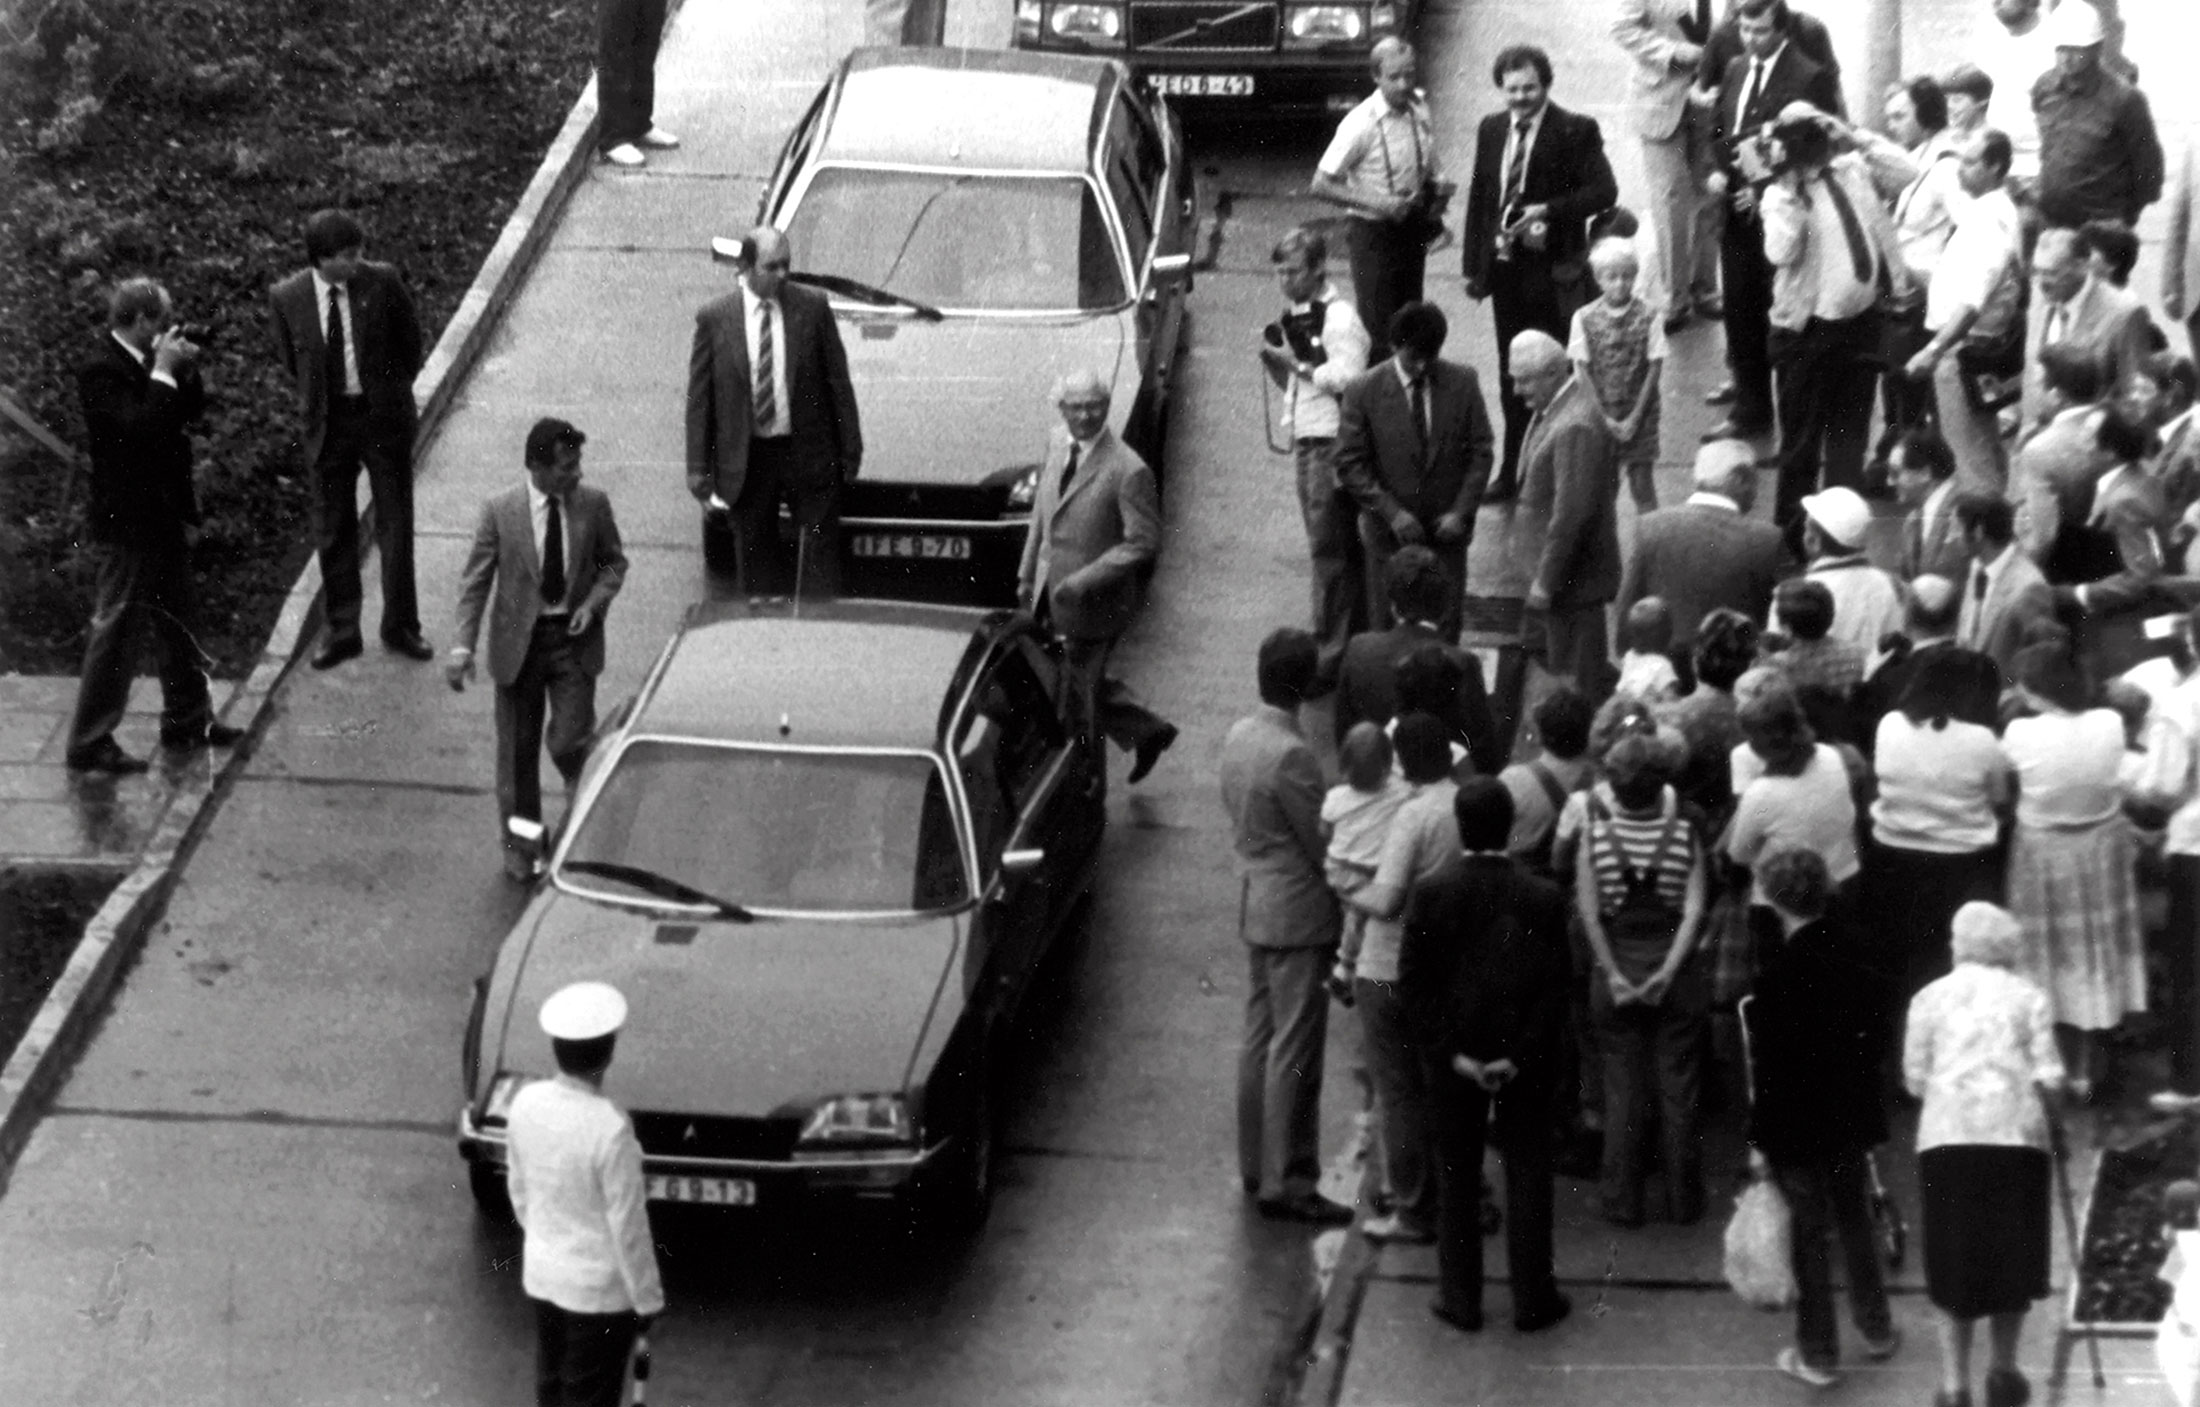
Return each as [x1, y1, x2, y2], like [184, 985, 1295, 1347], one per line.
[1954, 249, 2030, 413]
[1723, 1173, 1798, 1309]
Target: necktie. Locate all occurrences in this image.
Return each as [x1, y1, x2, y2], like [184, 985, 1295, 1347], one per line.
[541, 494, 567, 606]
[754, 300, 777, 430]
[1503, 118, 1531, 209]
[1972, 565, 1989, 601]
[1822, 173, 1875, 285]
[1061, 441, 1081, 495]
[326, 287, 348, 395]
[1739, 60, 1764, 123]
[1409, 376, 1430, 457]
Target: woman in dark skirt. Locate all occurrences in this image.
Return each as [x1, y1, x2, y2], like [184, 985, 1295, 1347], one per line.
[1904, 901, 2068, 1407]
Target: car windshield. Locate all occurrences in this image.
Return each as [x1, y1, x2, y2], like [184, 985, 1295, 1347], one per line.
[783, 167, 1128, 313]
[558, 741, 971, 915]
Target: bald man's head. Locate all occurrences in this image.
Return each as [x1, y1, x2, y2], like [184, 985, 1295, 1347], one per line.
[1509, 330, 1569, 412]
[744, 226, 791, 300]
[1053, 368, 1110, 441]
[1692, 438, 1759, 510]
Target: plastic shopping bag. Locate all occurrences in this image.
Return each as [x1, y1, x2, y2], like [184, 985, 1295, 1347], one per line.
[1723, 1175, 1797, 1310]
[2159, 1230, 2200, 1407]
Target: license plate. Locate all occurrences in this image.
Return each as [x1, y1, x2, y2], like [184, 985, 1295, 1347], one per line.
[646, 1174, 756, 1205]
[1150, 74, 1253, 97]
[850, 532, 973, 561]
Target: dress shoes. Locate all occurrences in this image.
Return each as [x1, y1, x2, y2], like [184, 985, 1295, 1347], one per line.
[1514, 1292, 1572, 1334]
[312, 635, 364, 671]
[602, 143, 646, 167]
[1429, 1301, 1484, 1333]
[639, 127, 681, 148]
[1700, 418, 1771, 443]
[1703, 380, 1737, 407]
[1984, 1367, 2030, 1407]
[162, 721, 245, 754]
[382, 629, 434, 661]
[1127, 722, 1178, 784]
[65, 738, 151, 775]
[1256, 1191, 1354, 1226]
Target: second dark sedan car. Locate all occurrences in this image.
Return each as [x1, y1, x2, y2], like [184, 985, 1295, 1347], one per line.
[458, 601, 1104, 1232]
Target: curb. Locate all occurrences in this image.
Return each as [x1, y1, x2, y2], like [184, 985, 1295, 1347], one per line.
[0, 70, 609, 1195]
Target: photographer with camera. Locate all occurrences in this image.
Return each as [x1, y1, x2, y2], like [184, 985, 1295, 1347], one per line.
[1756, 104, 1913, 533]
[1312, 38, 1452, 366]
[64, 278, 242, 774]
[1461, 44, 1618, 502]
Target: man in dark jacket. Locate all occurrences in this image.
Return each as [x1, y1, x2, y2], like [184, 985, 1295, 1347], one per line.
[1334, 547, 1502, 775]
[1400, 778, 1573, 1334]
[65, 278, 242, 773]
[1743, 847, 1898, 1386]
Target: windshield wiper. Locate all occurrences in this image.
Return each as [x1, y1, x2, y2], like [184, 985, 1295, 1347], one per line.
[560, 860, 755, 922]
[790, 271, 945, 321]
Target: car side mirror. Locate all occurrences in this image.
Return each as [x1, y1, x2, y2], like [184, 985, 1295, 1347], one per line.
[1151, 252, 1192, 282]
[1001, 847, 1046, 876]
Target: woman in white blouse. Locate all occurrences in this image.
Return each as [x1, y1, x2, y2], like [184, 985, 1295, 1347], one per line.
[1905, 902, 2065, 1407]
[1999, 643, 2145, 1099]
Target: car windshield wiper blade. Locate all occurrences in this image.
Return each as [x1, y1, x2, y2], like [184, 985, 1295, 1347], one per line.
[559, 860, 755, 921]
[791, 271, 945, 321]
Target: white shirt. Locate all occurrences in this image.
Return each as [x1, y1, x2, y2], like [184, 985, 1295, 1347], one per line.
[1904, 962, 2064, 1151]
[2002, 708, 2128, 829]
[505, 1074, 665, 1316]
[310, 270, 364, 398]
[1498, 106, 1545, 203]
[1871, 712, 2007, 853]
[1392, 357, 1432, 439]
[1927, 186, 2022, 333]
[112, 330, 177, 390]
[1279, 281, 1371, 441]
[1318, 90, 1439, 215]
[527, 480, 572, 615]
[742, 292, 792, 438]
[1807, 553, 1906, 660]
[1916, 477, 1958, 554]
[2138, 667, 2200, 856]
[1959, 543, 2019, 649]
[1983, 18, 2056, 180]
[1762, 154, 1905, 328]
[1890, 134, 1969, 285]
[1736, 45, 1785, 123]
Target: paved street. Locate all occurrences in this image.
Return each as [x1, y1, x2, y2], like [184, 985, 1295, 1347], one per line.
[3, 0, 2200, 1403]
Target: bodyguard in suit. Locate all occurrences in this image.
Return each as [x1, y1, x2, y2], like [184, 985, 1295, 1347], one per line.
[1855, 576, 2003, 738]
[1892, 428, 1971, 581]
[1016, 369, 1178, 784]
[267, 209, 430, 670]
[1510, 333, 1623, 697]
[1461, 46, 1619, 497]
[1611, 0, 1723, 326]
[1705, 0, 1843, 440]
[2025, 227, 2155, 429]
[1618, 438, 1790, 654]
[1335, 302, 1496, 642]
[1955, 493, 2065, 675]
[64, 278, 241, 774]
[1334, 547, 1504, 776]
[448, 420, 629, 882]
[1220, 628, 1351, 1225]
[687, 226, 863, 600]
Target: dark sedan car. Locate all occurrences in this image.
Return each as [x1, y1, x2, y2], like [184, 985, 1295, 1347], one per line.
[707, 45, 1193, 605]
[457, 601, 1104, 1231]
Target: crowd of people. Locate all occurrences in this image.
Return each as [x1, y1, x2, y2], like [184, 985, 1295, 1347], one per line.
[1231, 0, 2200, 1395]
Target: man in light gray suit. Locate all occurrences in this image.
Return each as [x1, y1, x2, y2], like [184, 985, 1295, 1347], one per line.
[1511, 332, 1622, 696]
[2024, 226, 2154, 427]
[1017, 369, 1178, 783]
[1618, 437, 1791, 654]
[448, 419, 629, 881]
[1954, 493, 2064, 676]
[1220, 627, 1350, 1225]
[1611, 0, 1722, 325]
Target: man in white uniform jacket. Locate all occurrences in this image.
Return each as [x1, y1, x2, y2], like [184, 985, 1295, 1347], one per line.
[506, 981, 665, 1407]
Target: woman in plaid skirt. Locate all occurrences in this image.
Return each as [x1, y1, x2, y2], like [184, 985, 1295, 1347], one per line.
[1998, 643, 2145, 1100]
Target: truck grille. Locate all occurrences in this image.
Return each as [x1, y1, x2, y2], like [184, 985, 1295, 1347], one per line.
[1130, 2, 1280, 53]
[632, 1112, 801, 1162]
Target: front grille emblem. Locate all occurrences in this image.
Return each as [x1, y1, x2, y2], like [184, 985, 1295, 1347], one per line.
[683, 1123, 698, 1143]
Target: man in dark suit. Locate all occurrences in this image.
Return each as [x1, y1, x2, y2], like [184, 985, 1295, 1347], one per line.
[448, 419, 629, 882]
[1705, 0, 1843, 440]
[687, 226, 864, 600]
[1510, 333, 1623, 696]
[267, 209, 430, 670]
[65, 279, 243, 774]
[1334, 547, 1503, 776]
[1892, 428, 1970, 581]
[1401, 777, 1573, 1334]
[1335, 302, 1496, 641]
[1618, 438, 1791, 655]
[1461, 46, 1618, 497]
[1693, 0, 1843, 110]
[1855, 575, 2002, 738]
[1016, 369, 1177, 784]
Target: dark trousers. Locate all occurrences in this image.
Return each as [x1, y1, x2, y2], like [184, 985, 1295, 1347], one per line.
[1541, 601, 1613, 700]
[596, 0, 667, 149]
[1719, 211, 1777, 432]
[1059, 633, 1171, 757]
[1488, 258, 1575, 490]
[1874, 304, 1934, 464]
[533, 1299, 639, 1407]
[1356, 977, 1438, 1230]
[1770, 310, 1882, 530]
[1590, 959, 1708, 1221]
[1238, 944, 1332, 1200]
[1294, 436, 1365, 680]
[2169, 855, 2200, 1086]
[1424, 1057, 1559, 1319]
[728, 437, 843, 600]
[1865, 840, 2003, 1004]
[496, 619, 597, 838]
[313, 402, 419, 645]
[66, 534, 213, 757]
[1357, 512, 1464, 642]
[1771, 1149, 1893, 1372]
[1345, 217, 1426, 365]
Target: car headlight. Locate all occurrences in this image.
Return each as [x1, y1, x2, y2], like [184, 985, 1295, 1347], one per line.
[799, 1093, 913, 1146]
[1048, 3, 1123, 43]
[1014, 0, 1044, 41]
[1286, 4, 1367, 42]
[481, 1072, 526, 1125]
[1006, 465, 1041, 512]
